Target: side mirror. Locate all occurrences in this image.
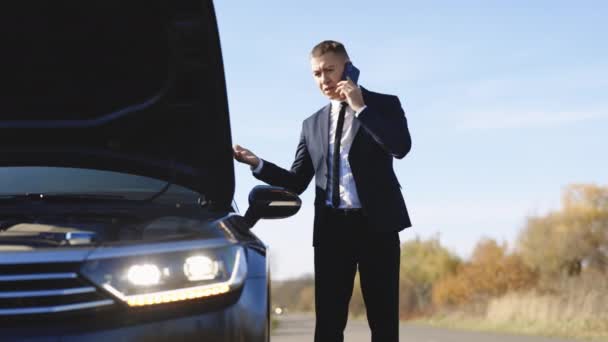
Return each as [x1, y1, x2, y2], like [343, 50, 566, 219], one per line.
[244, 185, 301, 227]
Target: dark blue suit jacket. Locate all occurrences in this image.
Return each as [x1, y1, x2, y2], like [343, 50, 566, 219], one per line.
[254, 87, 412, 245]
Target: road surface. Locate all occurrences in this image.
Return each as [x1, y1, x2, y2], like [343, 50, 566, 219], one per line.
[271, 313, 580, 342]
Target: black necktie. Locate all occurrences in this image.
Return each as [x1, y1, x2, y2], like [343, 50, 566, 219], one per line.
[331, 102, 347, 208]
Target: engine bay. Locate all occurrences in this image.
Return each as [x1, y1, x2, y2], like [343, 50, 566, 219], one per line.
[0, 213, 228, 250]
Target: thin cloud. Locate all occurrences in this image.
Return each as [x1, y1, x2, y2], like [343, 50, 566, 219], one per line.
[457, 109, 607, 130]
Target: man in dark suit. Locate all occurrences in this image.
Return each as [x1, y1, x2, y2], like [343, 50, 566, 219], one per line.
[233, 40, 412, 342]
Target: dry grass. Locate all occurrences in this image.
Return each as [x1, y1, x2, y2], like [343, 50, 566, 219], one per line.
[416, 270, 608, 341]
[485, 270, 608, 340]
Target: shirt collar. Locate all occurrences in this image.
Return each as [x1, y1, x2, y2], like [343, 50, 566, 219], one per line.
[330, 101, 352, 117]
[330, 99, 343, 109]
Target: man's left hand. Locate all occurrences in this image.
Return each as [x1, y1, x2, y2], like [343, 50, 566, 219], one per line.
[337, 78, 365, 112]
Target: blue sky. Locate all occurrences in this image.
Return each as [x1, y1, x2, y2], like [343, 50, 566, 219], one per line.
[214, 1, 608, 279]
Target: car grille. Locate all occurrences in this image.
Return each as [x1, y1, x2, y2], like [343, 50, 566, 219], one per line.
[0, 262, 114, 316]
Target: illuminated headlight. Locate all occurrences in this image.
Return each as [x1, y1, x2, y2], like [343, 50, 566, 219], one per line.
[81, 244, 246, 307]
[183, 256, 219, 281]
[127, 264, 162, 286]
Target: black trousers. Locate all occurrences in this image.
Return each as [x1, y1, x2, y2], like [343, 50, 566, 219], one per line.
[313, 208, 400, 342]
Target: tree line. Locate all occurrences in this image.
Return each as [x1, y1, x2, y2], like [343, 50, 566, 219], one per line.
[272, 183, 608, 330]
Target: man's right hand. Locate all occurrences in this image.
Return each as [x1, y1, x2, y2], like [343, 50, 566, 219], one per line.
[233, 144, 261, 168]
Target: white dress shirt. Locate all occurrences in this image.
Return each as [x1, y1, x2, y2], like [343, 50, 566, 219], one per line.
[325, 100, 365, 208]
[253, 101, 367, 209]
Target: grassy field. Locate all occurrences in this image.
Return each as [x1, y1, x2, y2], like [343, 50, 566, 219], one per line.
[415, 315, 607, 341]
[412, 270, 608, 341]
[413, 288, 608, 341]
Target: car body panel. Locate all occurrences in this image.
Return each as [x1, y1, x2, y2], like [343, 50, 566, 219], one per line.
[0, 0, 234, 206]
[0, 1, 279, 340]
[0, 278, 268, 342]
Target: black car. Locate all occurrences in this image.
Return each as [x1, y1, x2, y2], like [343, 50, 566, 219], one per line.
[0, 1, 301, 341]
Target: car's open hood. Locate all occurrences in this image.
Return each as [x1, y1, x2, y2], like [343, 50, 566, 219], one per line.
[0, 0, 234, 206]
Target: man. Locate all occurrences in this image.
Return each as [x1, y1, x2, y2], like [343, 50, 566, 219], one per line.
[233, 40, 412, 342]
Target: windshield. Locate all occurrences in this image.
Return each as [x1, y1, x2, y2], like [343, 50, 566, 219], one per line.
[0, 167, 200, 202]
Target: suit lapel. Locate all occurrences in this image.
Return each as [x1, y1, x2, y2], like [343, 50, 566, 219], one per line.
[350, 86, 370, 142]
[351, 111, 361, 140]
[317, 87, 370, 164]
[318, 103, 331, 161]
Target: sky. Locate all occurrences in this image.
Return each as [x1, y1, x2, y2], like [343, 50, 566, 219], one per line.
[214, 1, 608, 280]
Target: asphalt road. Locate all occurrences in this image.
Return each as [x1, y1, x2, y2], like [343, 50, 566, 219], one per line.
[271, 313, 581, 342]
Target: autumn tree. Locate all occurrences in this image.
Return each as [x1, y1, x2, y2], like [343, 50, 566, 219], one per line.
[432, 238, 538, 307]
[517, 184, 608, 277]
[399, 236, 461, 315]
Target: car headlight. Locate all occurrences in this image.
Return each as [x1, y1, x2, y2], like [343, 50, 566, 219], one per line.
[81, 244, 246, 307]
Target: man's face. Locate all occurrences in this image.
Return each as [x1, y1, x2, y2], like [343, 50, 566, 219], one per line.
[311, 52, 347, 100]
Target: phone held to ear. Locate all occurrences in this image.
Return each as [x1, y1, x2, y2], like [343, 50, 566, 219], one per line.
[342, 62, 360, 85]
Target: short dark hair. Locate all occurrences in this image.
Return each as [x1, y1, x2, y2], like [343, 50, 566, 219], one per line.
[310, 40, 349, 59]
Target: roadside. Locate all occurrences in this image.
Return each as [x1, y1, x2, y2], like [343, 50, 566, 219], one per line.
[410, 315, 607, 342]
[271, 184, 608, 342]
[272, 313, 583, 342]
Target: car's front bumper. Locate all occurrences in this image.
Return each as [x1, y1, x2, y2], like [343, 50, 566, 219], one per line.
[0, 277, 268, 342]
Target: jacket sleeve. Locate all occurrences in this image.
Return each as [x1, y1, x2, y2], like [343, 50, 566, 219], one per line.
[355, 96, 412, 159]
[252, 123, 314, 195]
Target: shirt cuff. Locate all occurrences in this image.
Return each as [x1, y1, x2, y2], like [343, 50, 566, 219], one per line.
[251, 159, 264, 174]
[354, 105, 367, 118]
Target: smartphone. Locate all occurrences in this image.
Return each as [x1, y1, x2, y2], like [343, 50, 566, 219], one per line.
[342, 62, 360, 84]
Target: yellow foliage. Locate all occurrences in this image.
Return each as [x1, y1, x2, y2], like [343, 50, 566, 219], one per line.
[517, 184, 608, 276]
[399, 236, 461, 315]
[432, 239, 538, 307]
